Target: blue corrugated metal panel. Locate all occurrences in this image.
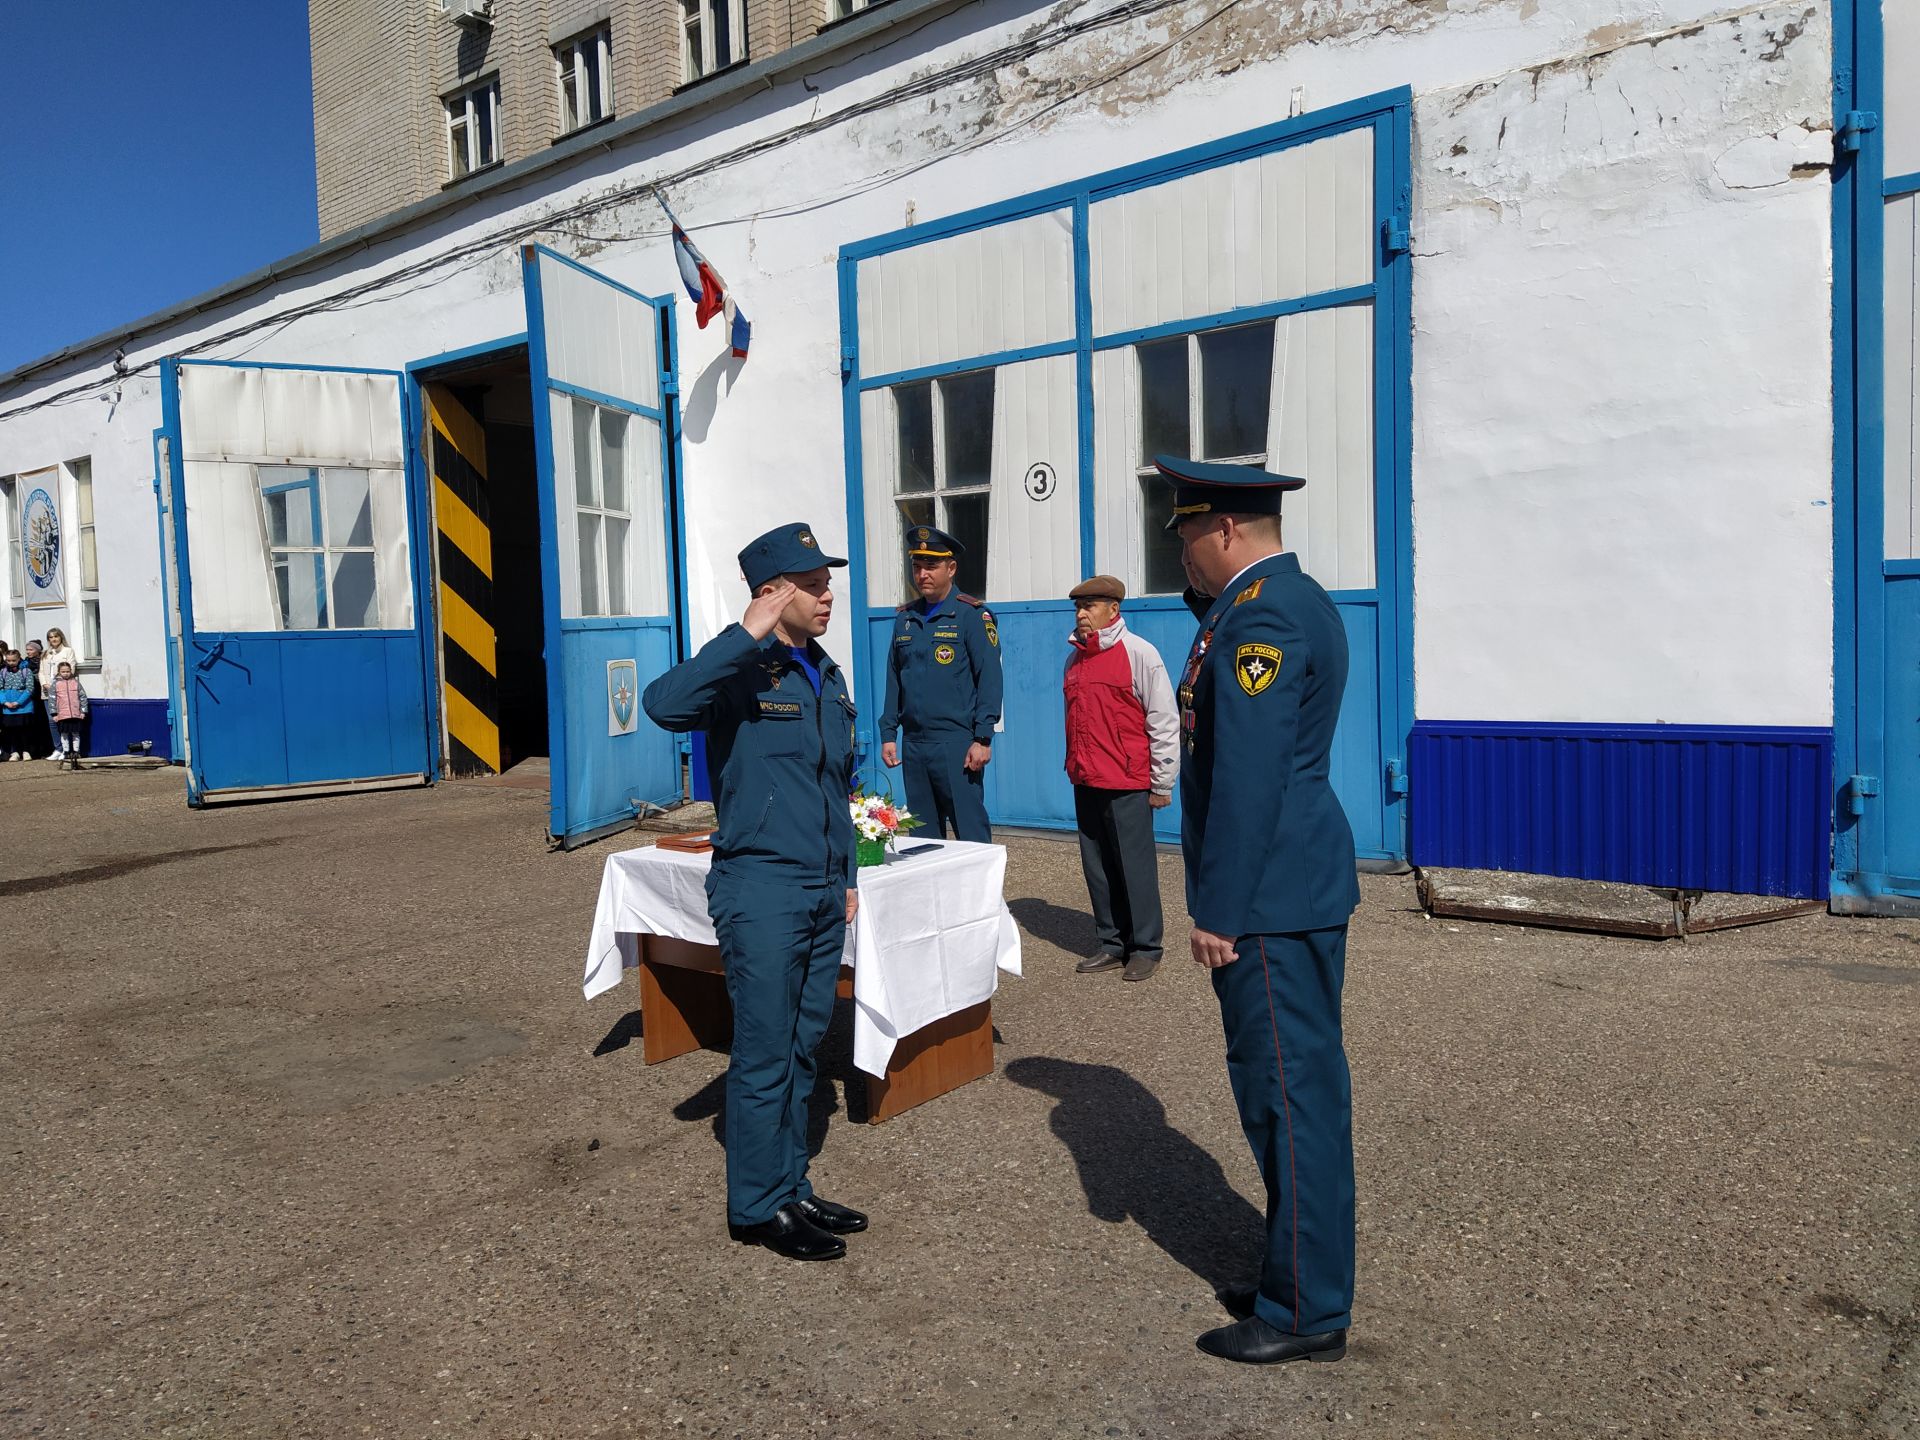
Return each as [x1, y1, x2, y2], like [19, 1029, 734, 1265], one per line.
[83, 698, 175, 761]
[1409, 721, 1833, 899]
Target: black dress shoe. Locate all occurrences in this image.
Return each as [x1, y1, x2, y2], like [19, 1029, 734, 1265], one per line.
[1215, 1284, 1258, 1319]
[729, 1203, 846, 1261]
[1196, 1316, 1347, 1365]
[796, 1195, 868, 1234]
[1075, 953, 1125, 973]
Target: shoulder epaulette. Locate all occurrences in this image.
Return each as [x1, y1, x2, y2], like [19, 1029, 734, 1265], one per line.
[957, 593, 984, 608]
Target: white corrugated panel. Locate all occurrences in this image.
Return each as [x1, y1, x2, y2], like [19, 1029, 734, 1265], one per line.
[537, 252, 661, 410]
[986, 353, 1080, 602]
[1090, 347, 1147, 590]
[856, 209, 1075, 378]
[181, 366, 405, 467]
[1887, 192, 1919, 561]
[1088, 127, 1373, 337]
[860, 387, 903, 605]
[183, 460, 275, 631]
[1887, 0, 1920, 179]
[1267, 304, 1375, 590]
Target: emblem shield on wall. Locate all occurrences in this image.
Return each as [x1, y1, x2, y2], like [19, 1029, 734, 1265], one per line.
[607, 659, 638, 736]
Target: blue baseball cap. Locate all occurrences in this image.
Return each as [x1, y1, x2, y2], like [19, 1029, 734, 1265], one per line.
[1155, 455, 1304, 533]
[738, 522, 848, 590]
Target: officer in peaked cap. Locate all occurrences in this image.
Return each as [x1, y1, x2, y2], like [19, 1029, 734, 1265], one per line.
[1157, 455, 1362, 1365]
[878, 523, 1004, 843]
[642, 521, 868, 1263]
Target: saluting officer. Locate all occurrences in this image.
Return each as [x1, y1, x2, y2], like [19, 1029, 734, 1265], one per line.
[642, 522, 869, 1263]
[1159, 456, 1361, 1365]
[878, 524, 1004, 843]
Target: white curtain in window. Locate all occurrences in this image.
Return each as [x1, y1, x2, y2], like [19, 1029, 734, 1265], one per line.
[627, 414, 670, 617]
[985, 353, 1080, 602]
[180, 365, 405, 466]
[1886, 192, 1919, 562]
[860, 387, 903, 606]
[1090, 347, 1146, 592]
[550, 393, 585, 617]
[368, 467, 415, 629]
[183, 461, 275, 631]
[1266, 303, 1375, 591]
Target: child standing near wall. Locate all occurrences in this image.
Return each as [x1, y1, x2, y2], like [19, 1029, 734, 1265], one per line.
[0, 649, 33, 760]
[49, 660, 88, 770]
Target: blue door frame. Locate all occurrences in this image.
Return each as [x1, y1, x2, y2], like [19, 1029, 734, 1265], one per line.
[836, 87, 1415, 860]
[1833, 0, 1920, 908]
[158, 358, 440, 804]
[522, 244, 692, 847]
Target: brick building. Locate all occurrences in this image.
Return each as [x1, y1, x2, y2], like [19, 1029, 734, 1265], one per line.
[312, 0, 839, 236]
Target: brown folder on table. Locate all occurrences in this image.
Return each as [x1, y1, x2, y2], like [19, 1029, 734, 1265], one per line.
[654, 831, 715, 853]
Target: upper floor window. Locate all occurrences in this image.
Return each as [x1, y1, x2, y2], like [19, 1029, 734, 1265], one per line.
[555, 26, 612, 135]
[446, 77, 501, 180]
[829, 0, 882, 19]
[682, 0, 744, 83]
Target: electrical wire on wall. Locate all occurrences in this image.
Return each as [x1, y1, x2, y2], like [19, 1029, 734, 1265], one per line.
[0, 0, 1249, 423]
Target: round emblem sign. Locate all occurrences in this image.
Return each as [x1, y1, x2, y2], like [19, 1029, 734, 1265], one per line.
[1024, 463, 1056, 501]
[22, 487, 60, 592]
[934, 643, 957, 665]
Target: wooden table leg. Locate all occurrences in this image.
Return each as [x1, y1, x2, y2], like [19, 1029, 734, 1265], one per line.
[638, 937, 731, 1065]
[865, 1000, 993, 1124]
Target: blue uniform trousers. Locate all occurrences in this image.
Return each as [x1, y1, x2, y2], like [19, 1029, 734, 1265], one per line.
[706, 874, 846, 1227]
[1212, 927, 1355, 1336]
[902, 730, 990, 843]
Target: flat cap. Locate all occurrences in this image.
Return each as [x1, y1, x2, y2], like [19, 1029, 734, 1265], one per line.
[738, 522, 847, 590]
[1068, 574, 1127, 603]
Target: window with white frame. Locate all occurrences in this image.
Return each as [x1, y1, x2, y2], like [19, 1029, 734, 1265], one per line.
[446, 77, 501, 179]
[681, 0, 743, 82]
[829, 0, 881, 19]
[891, 370, 993, 598]
[0, 476, 22, 648]
[1133, 319, 1276, 593]
[258, 465, 382, 630]
[555, 26, 612, 135]
[71, 457, 100, 663]
[570, 397, 633, 616]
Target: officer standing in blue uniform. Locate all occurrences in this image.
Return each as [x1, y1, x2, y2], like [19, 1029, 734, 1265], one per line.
[642, 522, 868, 1263]
[1159, 456, 1361, 1364]
[878, 524, 1004, 842]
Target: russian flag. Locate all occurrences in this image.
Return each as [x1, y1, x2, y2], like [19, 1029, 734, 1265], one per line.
[670, 221, 751, 360]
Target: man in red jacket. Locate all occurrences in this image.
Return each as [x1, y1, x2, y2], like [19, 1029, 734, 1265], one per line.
[1063, 575, 1180, 981]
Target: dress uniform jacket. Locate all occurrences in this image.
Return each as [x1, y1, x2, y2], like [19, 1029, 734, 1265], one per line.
[642, 623, 857, 1227]
[1178, 553, 1360, 935]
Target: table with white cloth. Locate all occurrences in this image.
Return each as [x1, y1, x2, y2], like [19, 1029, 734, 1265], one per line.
[584, 839, 1022, 1121]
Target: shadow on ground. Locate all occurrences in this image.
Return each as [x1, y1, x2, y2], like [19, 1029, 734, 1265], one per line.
[1006, 1055, 1263, 1292]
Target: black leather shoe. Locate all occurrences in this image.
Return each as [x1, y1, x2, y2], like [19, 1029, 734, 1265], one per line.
[1196, 1317, 1347, 1365]
[729, 1204, 846, 1261]
[796, 1195, 868, 1234]
[1122, 954, 1161, 982]
[1215, 1284, 1258, 1319]
[1076, 953, 1124, 973]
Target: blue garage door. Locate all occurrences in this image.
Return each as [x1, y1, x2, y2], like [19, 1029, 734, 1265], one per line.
[159, 359, 436, 804]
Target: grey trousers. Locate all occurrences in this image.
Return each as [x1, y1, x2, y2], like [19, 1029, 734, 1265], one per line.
[1073, 785, 1164, 960]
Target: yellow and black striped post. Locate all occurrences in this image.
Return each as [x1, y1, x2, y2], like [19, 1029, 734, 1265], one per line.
[424, 384, 502, 775]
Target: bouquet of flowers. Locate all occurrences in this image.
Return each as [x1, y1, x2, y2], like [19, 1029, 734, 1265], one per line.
[850, 787, 921, 866]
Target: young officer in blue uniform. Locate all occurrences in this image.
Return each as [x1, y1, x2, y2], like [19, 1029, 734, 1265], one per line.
[878, 524, 1004, 842]
[641, 522, 868, 1263]
[1160, 455, 1362, 1364]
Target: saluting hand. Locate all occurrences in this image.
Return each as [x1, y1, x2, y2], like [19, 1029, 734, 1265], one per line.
[743, 581, 797, 640]
[881, 741, 899, 768]
[1189, 926, 1239, 969]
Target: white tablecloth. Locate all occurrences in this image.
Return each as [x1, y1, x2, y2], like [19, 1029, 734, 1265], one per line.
[583, 840, 1021, 1076]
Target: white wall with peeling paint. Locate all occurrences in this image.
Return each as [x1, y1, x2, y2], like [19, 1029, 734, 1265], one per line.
[0, 0, 1839, 732]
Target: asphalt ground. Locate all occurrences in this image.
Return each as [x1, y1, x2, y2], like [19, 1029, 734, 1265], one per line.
[1, 762, 1914, 1439]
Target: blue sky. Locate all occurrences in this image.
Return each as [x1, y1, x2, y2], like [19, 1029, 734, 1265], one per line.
[0, 3, 318, 375]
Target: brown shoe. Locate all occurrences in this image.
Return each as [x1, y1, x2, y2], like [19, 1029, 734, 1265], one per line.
[1122, 954, 1160, 982]
[1075, 953, 1124, 974]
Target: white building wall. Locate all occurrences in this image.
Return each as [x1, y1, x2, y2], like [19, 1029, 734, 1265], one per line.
[0, 0, 1837, 728]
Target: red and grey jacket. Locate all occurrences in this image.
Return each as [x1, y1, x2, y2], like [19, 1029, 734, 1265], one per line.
[1062, 617, 1179, 793]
